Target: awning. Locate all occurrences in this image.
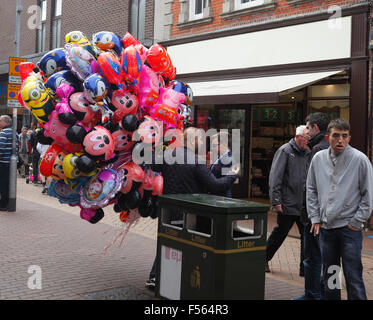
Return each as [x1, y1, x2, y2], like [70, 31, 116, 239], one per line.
[188, 70, 344, 104]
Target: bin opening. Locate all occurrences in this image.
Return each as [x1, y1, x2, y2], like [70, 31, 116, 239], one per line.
[186, 214, 212, 237]
[232, 219, 263, 240]
[161, 207, 184, 230]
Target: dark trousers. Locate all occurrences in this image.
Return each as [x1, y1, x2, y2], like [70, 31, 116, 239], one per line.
[320, 226, 367, 300]
[303, 223, 324, 299]
[32, 154, 40, 182]
[266, 214, 304, 270]
[149, 256, 157, 279]
[0, 162, 10, 208]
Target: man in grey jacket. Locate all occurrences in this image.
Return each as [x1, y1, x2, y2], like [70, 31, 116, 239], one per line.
[266, 125, 310, 273]
[307, 119, 373, 300]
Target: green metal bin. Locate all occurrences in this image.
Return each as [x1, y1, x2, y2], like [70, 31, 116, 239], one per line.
[154, 194, 269, 300]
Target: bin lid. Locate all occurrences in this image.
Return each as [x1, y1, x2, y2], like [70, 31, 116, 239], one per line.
[157, 194, 269, 214]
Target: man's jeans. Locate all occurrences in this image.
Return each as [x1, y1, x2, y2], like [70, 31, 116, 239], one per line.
[320, 226, 367, 300]
[303, 223, 324, 299]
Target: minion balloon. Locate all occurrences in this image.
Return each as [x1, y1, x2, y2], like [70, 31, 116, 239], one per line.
[65, 31, 97, 58]
[21, 76, 55, 125]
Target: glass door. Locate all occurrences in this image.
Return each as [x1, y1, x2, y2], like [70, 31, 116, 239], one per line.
[216, 106, 249, 198]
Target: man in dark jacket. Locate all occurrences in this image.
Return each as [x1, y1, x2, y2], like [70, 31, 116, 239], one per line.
[266, 125, 310, 274]
[145, 127, 239, 289]
[29, 125, 40, 185]
[293, 112, 329, 300]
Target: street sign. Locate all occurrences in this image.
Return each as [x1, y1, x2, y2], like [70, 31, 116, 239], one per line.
[7, 83, 22, 108]
[8, 57, 27, 84]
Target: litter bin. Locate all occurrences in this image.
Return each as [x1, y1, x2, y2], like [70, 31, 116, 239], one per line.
[155, 194, 269, 300]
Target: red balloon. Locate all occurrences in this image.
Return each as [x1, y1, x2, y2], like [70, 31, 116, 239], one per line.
[120, 46, 142, 84]
[97, 51, 121, 85]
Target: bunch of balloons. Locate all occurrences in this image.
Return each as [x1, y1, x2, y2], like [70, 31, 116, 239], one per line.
[18, 30, 193, 225]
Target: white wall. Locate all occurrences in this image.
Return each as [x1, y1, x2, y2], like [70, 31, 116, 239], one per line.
[167, 16, 352, 75]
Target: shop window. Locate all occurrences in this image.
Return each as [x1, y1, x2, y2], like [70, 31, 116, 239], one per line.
[307, 83, 350, 122]
[250, 105, 297, 198]
[221, 0, 276, 19]
[177, 0, 212, 28]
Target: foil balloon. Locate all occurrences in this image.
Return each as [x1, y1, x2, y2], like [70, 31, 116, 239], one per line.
[65, 31, 97, 58]
[133, 115, 163, 147]
[45, 70, 81, 97]
[80, 168, 125, 209]
[65, 43, 99, 82]
[138, 64, 162, 112]
[42, 110, 83, 154]
[48, 179, 81, 205]
[21, 75, 55, 125]
[80, 207, 105, 224]
[118, 161, 144, 195]
[111, 123, 134, 152]
[147, 87, 185, 130]
[38, 48, 68, 78]
[97, 51, 121, 86]
[146, 44, 176, 81]
[18, 62, 36, 109]
[111, 88, 139, 125]
[83, 73, 109, 103]
[69, 92, 97, 125]
[120, 45, 142, 84]
[92, 31, 123, 57]
[122, 32, 148, 61]
[39, 143, 68, 180]
[54, 83, 77, 124]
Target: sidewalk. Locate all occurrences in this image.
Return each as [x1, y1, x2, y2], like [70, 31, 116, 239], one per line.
[0, 177, 371, 300]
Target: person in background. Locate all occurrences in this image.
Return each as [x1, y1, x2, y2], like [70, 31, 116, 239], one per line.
[210, 131, 235, 198]
[266, 125, 310, 275]
[145, 127, 239, 290]
[37, 141, 50, 194]
[307, 119, 373, 300]
[18, 127, 30, 179]
[29, 125, 41, 186]
[292, 112, 329, 300]
[0, 115, 17, 211]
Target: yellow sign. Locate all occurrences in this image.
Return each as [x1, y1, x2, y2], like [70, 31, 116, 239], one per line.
[9, 57, 27, 77]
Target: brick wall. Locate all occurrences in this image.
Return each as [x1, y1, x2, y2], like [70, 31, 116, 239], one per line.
[0, 0, 38, 61]
[170, 0, 366, 39]
[0, 0, 155, 63]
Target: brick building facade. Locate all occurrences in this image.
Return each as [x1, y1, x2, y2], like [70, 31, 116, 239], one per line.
[155, 0, 371, 198]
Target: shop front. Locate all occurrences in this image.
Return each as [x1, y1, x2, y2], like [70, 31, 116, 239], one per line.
[165, 6, 368, 200]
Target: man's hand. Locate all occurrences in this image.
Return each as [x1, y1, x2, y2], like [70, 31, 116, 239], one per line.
[272, 204, 283, 213]
[231, 164, 240, 175]
[348, 224, 359, 231]
[310, 223, 321, 236]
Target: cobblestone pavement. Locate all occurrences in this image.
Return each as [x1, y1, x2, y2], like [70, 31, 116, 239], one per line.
[0, 177, 372, 300]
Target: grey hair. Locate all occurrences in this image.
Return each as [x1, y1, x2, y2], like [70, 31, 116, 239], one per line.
[0, 115, 12, 125]
[295, 125, 307, 137]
